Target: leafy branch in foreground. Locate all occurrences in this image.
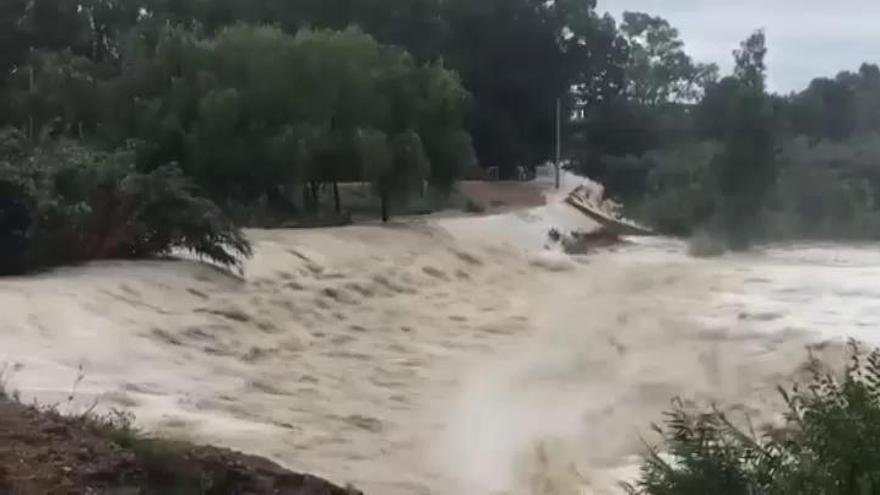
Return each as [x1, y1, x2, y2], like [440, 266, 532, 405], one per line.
[626, 342, 880, 495]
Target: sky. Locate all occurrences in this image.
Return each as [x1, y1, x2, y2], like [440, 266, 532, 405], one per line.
[599, 0, 880, 94]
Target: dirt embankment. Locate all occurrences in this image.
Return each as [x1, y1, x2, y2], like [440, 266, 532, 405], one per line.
[0, 396, 358, 494]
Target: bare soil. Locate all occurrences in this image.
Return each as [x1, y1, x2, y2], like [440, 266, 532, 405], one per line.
[0, 397, 358, 495]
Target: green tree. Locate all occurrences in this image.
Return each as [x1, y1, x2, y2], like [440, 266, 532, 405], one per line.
[789, 77, 857, 142]
[87, 24, 473, 216]
[441, 0, 626, 176]
[621, 12, 718, 106]
[0, 137, 251, 273]
[705, 31, 776, 249]
[419, 62, 475, 192]
[733, 30, 767, 90]
[354, 127, 393, 221]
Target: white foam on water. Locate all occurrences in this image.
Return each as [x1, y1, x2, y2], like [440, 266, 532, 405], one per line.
[0, 186, 870, 494]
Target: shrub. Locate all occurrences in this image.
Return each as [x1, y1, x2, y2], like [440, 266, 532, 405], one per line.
[634, 142, 720, 237]
[636, 135, 880, 243]
[626, 343, 880, 495]
[0, 138, 251, 274]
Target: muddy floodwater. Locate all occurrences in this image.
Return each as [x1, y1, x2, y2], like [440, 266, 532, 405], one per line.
[1, 202, 873, 494]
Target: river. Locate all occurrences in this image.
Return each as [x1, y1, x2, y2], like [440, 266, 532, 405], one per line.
[0, 209, 872, 493]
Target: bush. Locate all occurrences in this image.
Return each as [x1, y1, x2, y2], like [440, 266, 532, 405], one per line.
[768, 135, 880, 241]
[626, 343, 880, 495]
[0, 138, 251, 274]
[636, 135, 880, 243]
[634, 142, 720, 237]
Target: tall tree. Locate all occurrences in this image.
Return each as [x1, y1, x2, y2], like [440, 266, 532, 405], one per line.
[708, 30, 776, 248]
[441, 0, 626, 176]
[620, 11, 718, 106]
[789, 77, 857, 141]
[733, 29, 767, 90]
[354, 127, 393, 221]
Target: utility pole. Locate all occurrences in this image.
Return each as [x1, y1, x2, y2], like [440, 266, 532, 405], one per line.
[555, 97, 562, 190]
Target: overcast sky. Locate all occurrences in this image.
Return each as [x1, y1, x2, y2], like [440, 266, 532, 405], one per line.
[599, 0, 880, 94]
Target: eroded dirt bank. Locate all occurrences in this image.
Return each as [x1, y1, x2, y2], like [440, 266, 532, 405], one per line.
[0, 396, 357, 494]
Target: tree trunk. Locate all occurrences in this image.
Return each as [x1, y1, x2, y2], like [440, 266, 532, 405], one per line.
[307, 182, 320, 213]
[381, 189, 390, 223]
[333, 182, 341, 214]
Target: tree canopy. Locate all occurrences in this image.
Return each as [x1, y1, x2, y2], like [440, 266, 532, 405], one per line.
[5, 0, 880, 268]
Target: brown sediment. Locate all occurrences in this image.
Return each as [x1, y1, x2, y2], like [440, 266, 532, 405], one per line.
[0, 397, 357, 494]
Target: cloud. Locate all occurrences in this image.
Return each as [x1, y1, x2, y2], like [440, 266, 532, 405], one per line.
[600, 0, 880, 93]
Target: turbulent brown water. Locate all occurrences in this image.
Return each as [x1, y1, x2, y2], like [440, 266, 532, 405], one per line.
[0, 198, 870, 493]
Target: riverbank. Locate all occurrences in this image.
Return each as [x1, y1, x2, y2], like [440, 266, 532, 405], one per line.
[0, 393, 357, 494]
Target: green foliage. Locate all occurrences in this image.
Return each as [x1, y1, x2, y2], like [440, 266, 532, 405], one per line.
[626, 344, 880, 495]
[767, 135, 880, 240]
[354, 127, 394, 221]
[714, 84, 776, 249]
[640, 133, 880, 242]
[789, 78, 857, 141]
[634, 142, 720, 236]
[9, 0, 880, 247]
[621, 12, 718, 106]
[708, 32, 775, 249]
[637, 31, 775, 248]
[18, 24, 473, 221]
[0, 138, 251, 273]
[441, 0, 626, 176]
[733, 30, 768, 90]
[569, 12, 714, 199]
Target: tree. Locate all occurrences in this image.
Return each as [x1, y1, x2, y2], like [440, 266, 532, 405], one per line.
[566, 13, 714, 200]
[354, 127, 393, 221]
[441, 0, 627, 176]
[733, 29, 767, 90]
[419, 61, 475, 191]
[789, 78, 857, 141]
[3, 50, 106, 140]
[84, 24, 473, 215]
[705, 31, 775, 249]
[568, 98, 661, 199]
[0, 137, 251, 273]
[621, 12, 718, 106]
